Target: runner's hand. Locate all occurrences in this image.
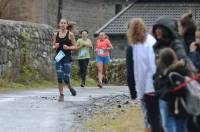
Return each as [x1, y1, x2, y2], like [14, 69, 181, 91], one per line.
[105, 48, 111, 50]
[63, 45, 70, 50]
[53, 43, 59, 49]
[77, 45, 82, 49]
[190, 42, 197, 52]
[82, 45, 86, 47]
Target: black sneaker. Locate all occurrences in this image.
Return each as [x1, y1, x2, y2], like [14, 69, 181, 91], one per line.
[105, 78, 108, 84]
[97, 82, 103, 88]
[80, 80, 85, 87]
[80, 84, 85, 87]
[102, 78, 108, 84]
[102, 78, 105, 84]
[69, 88, 77, 96]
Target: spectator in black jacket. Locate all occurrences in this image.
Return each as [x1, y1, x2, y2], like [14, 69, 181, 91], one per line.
[126, 46, 137, 100]
[186, 23, 200, 132]
[152, 16, 190, 132]
[154, 48, 191, 132]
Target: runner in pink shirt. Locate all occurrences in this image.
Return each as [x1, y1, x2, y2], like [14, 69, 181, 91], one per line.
[95, 32, 113, 88]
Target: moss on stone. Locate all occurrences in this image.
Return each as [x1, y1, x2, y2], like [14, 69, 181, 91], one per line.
[1, 32, 50, 86]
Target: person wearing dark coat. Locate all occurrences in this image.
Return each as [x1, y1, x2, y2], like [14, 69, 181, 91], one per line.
[154, 48, 191, 132]
[126, 46, 137, 100]
[153, 16, 189, 61]
[180, 19, 200, 131]
[152, 16, 190, 132]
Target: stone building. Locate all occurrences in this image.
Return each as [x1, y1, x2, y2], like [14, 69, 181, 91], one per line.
[0, 0, 130, 76]
[95, 0, 200, 58]
[1, 0, 200, 59]
[1, 0, 129, 36]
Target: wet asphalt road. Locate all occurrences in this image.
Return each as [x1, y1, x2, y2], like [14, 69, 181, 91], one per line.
[0, 86, 129, 132]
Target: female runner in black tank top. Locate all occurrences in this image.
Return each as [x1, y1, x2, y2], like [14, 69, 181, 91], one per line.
[55, 30, 73, 62]
[52, 19, 77, 101]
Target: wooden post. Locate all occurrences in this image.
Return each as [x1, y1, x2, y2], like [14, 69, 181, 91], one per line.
[57, 0, 63, 24]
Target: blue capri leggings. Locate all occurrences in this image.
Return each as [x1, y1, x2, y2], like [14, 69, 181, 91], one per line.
[96, 56, 110, 64]
[55, 61, 71, 84]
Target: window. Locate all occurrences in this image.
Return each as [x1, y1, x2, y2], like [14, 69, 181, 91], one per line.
[115, 4, 122, 14]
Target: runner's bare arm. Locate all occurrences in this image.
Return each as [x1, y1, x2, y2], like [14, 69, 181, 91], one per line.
[76, 39, 82, 49]
[88, 39, 93, 48]
[68, 32, 77, 50]
[52, 32, 59, 49]
[106, 40, 113, 50]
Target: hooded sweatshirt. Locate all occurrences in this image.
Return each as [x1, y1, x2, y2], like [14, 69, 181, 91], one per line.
[152, 16, 189, 61]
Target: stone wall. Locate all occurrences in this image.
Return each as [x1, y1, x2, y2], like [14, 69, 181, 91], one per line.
[0, 19, 54, 80]
[62, 0, 128, 37]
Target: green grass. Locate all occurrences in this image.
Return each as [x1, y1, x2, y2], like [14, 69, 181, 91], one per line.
[0, 77, 97, 92]
[71, 78, 97, 87]
[0, 79, 56, 92]
[84, 105, 144, 132]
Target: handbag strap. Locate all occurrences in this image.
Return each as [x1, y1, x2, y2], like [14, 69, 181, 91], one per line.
[169, 72, 200, 93]
[168, 72, 185, 85]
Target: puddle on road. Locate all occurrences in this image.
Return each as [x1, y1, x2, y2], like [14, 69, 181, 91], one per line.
[63, 96, 89, 102]
[0, 97, 15, 102]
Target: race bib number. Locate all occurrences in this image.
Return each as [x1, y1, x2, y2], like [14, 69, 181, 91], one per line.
[55, 50, 65, 62]
[98, 49, 105, 55]
[79, 50, 88, 57]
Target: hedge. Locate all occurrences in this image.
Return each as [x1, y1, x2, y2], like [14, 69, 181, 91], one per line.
[71, 59, 127, 85]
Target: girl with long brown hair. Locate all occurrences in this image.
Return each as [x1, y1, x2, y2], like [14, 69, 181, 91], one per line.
[52, 18, 77, 101]
[127, 18, 163, 132]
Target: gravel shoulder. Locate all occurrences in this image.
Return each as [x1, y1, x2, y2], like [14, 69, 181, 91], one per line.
[71, 94, 140, 132]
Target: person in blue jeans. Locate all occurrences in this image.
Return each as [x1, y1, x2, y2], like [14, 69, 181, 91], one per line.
[154, 48, 191, 132]
[52, 19, 77, 101]
[160, 100, 188, 132]
[159, 100, 176, 132]
[152, 16, 191, 132]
